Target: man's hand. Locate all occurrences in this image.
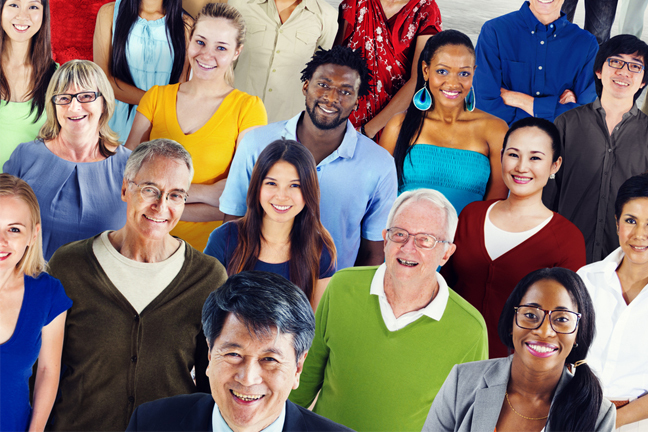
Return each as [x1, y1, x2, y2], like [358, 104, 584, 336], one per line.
[559, 89, 577, 105]
[500, 88, 534, 116]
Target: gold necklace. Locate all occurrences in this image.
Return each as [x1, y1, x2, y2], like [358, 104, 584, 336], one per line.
[505, 392, 549, 421]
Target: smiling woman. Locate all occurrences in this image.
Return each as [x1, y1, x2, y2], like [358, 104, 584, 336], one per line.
[125, 2, 267, 251]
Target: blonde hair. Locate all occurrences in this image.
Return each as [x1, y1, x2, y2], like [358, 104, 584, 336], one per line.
[192, 3, 246, 87]
[0, 174, 45, 277]
[40, 60, 119, 156]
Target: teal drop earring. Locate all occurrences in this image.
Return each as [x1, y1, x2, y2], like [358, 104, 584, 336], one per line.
[465, 86, 476, 112]
[413, 81, 432, 111]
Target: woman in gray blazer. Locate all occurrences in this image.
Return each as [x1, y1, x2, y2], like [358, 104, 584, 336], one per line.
[423, 268, 615, 432]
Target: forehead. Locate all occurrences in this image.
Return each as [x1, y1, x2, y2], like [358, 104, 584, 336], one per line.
[621, 197, 648, 215]
[194, 16, 238, 39]
[0, 195, 33, 222]
[608, 52, 645, 64]
[392, 200, 446, 234]
[506, 126, 552, 150]
[135, 156, 190, 183]
[214, 314, 296, 360]
[266, 160, 299, 178]
[311, 64, 361, 91]
[430, 44, 475, 65]
[520, 279, 577, 311]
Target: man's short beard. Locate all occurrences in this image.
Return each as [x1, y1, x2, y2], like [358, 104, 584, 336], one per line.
[305, 103, 349, 130]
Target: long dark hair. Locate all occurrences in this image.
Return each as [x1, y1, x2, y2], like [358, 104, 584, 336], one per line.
[393, 30, 475, 185]
[111, 0, 187, 105]
[0, 0, 56, 121]
[498, 268, 602, 432]
[229, 139, 337, 302]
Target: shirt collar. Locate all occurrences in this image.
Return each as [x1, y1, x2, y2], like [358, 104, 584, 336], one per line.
[519, 1, 568, 36]
[593, 97, 640, 120]
[369, 263, 450, 321]
[600, 247, 625, 286]
[282, 112, 358, 162]
[252, 0, 318, 13]
[212, 402, 286, 432]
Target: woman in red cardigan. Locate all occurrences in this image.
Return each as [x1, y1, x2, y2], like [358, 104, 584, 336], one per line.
[442, 117, 586, 359]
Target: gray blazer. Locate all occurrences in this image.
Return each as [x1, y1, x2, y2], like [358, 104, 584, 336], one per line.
[422, 356, 615, 432]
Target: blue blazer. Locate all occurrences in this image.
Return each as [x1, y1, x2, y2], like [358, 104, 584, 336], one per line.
[126, 393, 353, 431]
[422, 356, 615, 432]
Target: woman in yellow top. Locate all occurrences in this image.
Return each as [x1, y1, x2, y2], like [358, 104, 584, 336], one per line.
[125, 2, 267, 250]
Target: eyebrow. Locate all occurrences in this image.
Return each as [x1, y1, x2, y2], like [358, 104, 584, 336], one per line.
[216, 342, 285, 357]
[264, 176, 301, 182]
[611, 55, 644, 64]
[139, 181, 187, 194]
[437, 63, 472, 69]
[522, 303, 573, 311]
[8, 222, 27, 227]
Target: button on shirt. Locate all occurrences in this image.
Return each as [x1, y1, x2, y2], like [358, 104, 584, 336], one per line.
[543, 99, 648, 263]
[212, 402, 286, 431]
[231, 0, 337, 123]
[474, 1, 598, 124]
[219, 113, 398, 270]
[370, 263, 449, 331]
[577, 248, 648, 399]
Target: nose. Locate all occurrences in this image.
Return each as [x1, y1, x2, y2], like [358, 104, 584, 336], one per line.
[235, 358, 263, 387]
[515, 156, 529, 172]
[533, 313, 557, 338]
[68, 96, 83, 110]
[0, 231, 7, 245]
[635, 223, 648, 239]
[17, 5, 29, 19]
[151, 193, 169, 211]
[399, 234, 418, 252]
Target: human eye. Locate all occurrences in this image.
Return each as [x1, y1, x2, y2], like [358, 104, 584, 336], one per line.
[55, 94, 71, 104]
[141, 186, 159, 196]
[290, 182, 301, 188]
[436, 69, 448, 75]
[77, 92, 95, 102]
[9, 227, 21, 233]
[416, 235, 435, 248]
[318, 82, 329, 89]
[506, 151, 519, 158]
[6, 3, 18, 8]
[196, 40, 205, 46]
[530, 155, 542, 161]
[625, 217, 637, 224]
[29, 3, 41, 9]
[459, 71, 471, 78]
[630, 62, 644, 72]
[217, 46, 227, 51]
[262, 356, 278, 363]
[169, 192, 186, 203]
[264, 180, 277, 186]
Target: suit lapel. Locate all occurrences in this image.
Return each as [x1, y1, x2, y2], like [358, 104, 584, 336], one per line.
[283, 401, 306, 431]
[471, 357, 512, 431]
[179, 394, 215, 431]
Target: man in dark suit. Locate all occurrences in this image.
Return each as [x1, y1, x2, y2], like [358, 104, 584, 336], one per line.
[126, 271, 352, 432]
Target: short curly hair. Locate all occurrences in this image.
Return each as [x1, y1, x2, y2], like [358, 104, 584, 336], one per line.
[300, 45, 372, 97]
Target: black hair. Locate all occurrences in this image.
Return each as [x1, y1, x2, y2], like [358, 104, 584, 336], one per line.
[614, 172, 648, 220]
[111, 0, 188, 113]
[498, 268, 601, 432]
[300, 45, 372, 97]
[502, 117, 561, 162]
[201, 271, 315, 362]
[594, 34, 648, 102]
[393, 30, 475, 185]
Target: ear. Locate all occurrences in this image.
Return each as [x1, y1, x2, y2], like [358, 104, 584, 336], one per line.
[292, 351, 308, 390]
[382, 228, 389, 249]
[550, 156, 562, 176]
[233, 45, 243, 62]
[31, 223, 40, 245]
[421, 61, 430, 82]
[302, 80, 309, 97]
[595, 70, 602, 80]
[121, 178, 129, 203]
[438, 243, 456, 267]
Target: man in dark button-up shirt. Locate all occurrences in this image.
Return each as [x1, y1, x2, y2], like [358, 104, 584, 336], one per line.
[474, 0, 598, 125]
[543, 35, 648, 263]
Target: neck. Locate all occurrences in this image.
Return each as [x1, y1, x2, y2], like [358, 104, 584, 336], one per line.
[430, 103, 464, 124]
[2, 38, 31, 67]
[383, 272, 438, 318]
[0, 267, 21, 293]
[600, 93, 635, 117]
[49, 131, 102, 162]
[509, 353, 563, 400]
[108, 229, 179, 263]
[503, 190, 548, 213]
[296, 112, 346, 164]
[140, 0, 165, 15]
[616, 256, 648, 285]
[185, 74, 233, 97]
[260, 217, 293, 245]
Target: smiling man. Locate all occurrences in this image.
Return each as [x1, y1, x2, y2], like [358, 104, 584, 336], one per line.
[47, 139, 228, 431]
[126, 271, 352, 432]
[219, 46, 397, 270]
[288, 189, 488, 431]
[543, 35, 648, 263]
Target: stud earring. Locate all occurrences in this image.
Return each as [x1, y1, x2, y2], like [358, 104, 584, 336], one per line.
[465, 86, 476, 112]
[413, 81, 432, 111]
[549, 173, 556, 180]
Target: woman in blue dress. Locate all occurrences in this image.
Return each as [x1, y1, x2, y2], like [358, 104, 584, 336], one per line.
[380, 30, 509, 214]
[0, 174, 71, 432]
[93, 0, 189, 141]
[204, 139, 336, 311]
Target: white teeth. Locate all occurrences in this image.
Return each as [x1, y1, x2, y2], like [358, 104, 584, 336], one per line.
[14, 25, 29, 31]
[272, 204, 291, 211]
[442, 90, 459, 96]
[632, 245, 648, 250]
[319, 105, 336, 113]
[0, 253, 9, 257]
[197, 60, 216, 70]
[613, 80, 630, 86]
[513, 176, 531, 181]
[144, 215, 165, 223]
[232, 390, 263, 401]
[528, 344, 556, 353]
[397, 258, 418, 267]
[69, 116, 86, 120]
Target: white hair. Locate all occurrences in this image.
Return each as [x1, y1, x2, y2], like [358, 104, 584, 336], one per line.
[386, 189, 458, 242]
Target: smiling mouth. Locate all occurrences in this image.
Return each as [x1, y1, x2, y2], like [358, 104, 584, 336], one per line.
[612, 79, 630, 87]
[630, 245, 648, 251]
[537, 0, 555, 4]
[0, 252, 10, 259]
[68, 115, 87, 121]
[144, 214, 166, 223]
[318, 104, 338, 114]
[13, 24, 29, 31]
[441, 89, 460, 98]
[196, 60, 216, 70]
[397, 258, 418, 267]
[526, 342, 558, 357]
[271, 204, 292, 212]
[231, 390, 264, 402]
[512, 175, 532, 183]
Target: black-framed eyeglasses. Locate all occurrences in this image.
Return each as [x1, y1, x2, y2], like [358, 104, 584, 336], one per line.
[386, 227, 451, 250]
[128, 181, 188, 206]
[606, 58, 645, 73]
[514, 305, 581, 334]
[52, 91, 101, 105]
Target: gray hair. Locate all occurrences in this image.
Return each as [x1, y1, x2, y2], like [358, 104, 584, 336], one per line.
[386, 189, 458, 242]
[202, 271, 315, 363]
[124, 139, 194, 186]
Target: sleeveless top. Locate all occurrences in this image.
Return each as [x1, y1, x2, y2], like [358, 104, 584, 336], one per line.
[109, 0, 175, 141]
[0, 99, 46, 168]
[400, 145, 490, 214]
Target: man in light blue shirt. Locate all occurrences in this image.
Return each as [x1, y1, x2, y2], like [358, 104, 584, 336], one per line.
[220, 46, 397, 269]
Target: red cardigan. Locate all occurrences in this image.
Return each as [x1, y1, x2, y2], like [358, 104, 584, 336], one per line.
[442, 200, 586, 359]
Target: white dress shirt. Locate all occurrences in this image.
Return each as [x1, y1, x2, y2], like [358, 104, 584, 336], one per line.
[370, 263, 450, 332]
[212, 402, 286, 431]
[577, 247, 648, 399]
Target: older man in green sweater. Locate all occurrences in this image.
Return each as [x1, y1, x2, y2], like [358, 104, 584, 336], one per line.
[289, 189, 488, 431]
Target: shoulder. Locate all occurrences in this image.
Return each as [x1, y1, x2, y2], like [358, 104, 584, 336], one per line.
[547, 213, 584, 238]
[561, 20, 598, 46]
[328, 266, 378, 292]
[48, 238, 94, 267]
[594, 397, 616, 432]
[447, 287, 488, 332]
[454, 356, 510, 381]
[240, 120, 289, 149]
[354, 132, 397, 166]
[97, 2, 116, 21]
[286, 400, 353, 431]
[131, 393, 214, 429]
[228, 89, 264, 109]
[112, 143, 132, 160]
[480, 10, 520, 35]
[26, 272, 65, 294]
[458, 199, 492, 221]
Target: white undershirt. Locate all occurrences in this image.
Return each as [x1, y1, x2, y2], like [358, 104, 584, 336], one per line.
[92, 231, 186, 313]
[484, 202, 553, 260]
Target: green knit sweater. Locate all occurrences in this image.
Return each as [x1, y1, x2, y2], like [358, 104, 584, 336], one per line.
[47, 236, 227, 431]
[290, 266, 488, 431]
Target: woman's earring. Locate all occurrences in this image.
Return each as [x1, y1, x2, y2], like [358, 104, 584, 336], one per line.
[549, 173, 556, 180]
[573, 342, 579, 348]
[413, 81, 432, 111]
[465, 86, 476, 112]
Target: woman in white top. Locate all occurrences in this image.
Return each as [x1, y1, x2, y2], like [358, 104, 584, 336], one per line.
[577, 172, 648, 430]
[442, 117, 587, 358]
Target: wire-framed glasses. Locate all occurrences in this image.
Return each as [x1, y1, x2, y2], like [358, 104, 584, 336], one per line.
[514, 305, 581, 334]
[128, 181, 188, 207]
[386, 227, 451, 250]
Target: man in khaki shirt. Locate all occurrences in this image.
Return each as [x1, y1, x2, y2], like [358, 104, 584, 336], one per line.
[229, 0, 337, 123]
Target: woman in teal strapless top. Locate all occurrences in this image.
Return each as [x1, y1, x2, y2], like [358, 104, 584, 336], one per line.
[380, 30, 508, 214]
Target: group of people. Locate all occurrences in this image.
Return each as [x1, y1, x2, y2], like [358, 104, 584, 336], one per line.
[1, 0, 648, 431]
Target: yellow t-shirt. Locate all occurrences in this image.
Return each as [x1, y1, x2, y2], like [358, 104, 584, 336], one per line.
[137, 83, 267, 250]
